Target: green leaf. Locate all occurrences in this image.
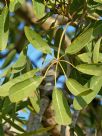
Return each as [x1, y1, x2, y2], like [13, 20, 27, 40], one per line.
[77, 52, 92, 63]
[17, 126, 55, 136]
[65, 28, 93, 54]
[54, 28, 65, 57]
[9, 0, 25, 12]
[32, 0, 45, 19]
[1, 49, 17, 69]
[93, 38, 102, 63]
[76, 64, 102, 76]
[0, 69, 38, 97]
[3, 116, 25, 133]
[73, 76, 102, 110]
[9, 76, 43, 102]
[93, 21, 102, 37]
[0, 6, 9, 50]
[66, 78, 92, 96]
[12, 51, 26, 70]
[29, 91, 40, 113]
[77, 52, 102, 63]
[52, 88, 72, 125]
[93, 0, 102, 3]
[24, 26, 51, 54]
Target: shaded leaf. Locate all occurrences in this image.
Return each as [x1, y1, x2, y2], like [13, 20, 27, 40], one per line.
[1, 49, 16, 69]
[17, 126, 55, 136]
[52, 88, 72, 125]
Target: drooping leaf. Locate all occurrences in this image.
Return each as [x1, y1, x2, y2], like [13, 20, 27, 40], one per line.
[0, 6, 9, 50]
[52, 88, 72, 125]
[76, 64, 102, 76]
[65, 28, 93, 54]
[66, 78, 92, 96]
[9, 76, 43, 102]
[93, 38, 102, 63]
[24, 26, 51, 54]
[73, 76, 102, 110]
[29, 91, 40, 113]
[0, 69, 38, 97]
[32, 0, 45, 19]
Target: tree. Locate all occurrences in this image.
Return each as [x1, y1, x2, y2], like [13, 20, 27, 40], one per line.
[0, 0, 102, 135]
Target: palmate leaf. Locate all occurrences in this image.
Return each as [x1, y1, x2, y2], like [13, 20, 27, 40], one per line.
[0, 6, 9, 50]
[66, 78, 92, 96]
[24, 27, 51, 54]
[76, 64, 102, 76]
[9, 76, 43, 102]
[65, 28, 93, 54]
[32, 0, 45, 19]
[52, 88, 72, 125]
[73, 76, 102, 110]
[0, 69, 38, 97]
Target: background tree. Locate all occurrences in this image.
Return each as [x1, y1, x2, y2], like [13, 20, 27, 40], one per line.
[0, 0, 102, 135]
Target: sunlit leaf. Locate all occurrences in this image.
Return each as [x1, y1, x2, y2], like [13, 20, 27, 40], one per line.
[73, 76, 102, 110]
[76, 64, 102, 76]
[0, 69, 38, 97]
[29, 91, 40, 113]
[9, 0, 25, 12]
[12, 51, 26, 70]
[93, 0, 102, 3]
[52, 88, 72, 125]
[93, 38, 102, 63]
[9, 76, 43, 102]
[0, 6, 9, 50]
[77, 52, 102, 63]
[66, 78, 92, 96]
[32, 0, 45, 19]
[65, 28, 93, 54]
[24, 26, 51, 54]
